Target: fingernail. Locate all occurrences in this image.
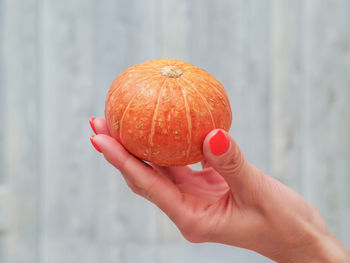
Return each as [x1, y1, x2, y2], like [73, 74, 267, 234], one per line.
[89, 116, 97, 134]
[209, 130, 229, 155]
[90, 135, 101, 152]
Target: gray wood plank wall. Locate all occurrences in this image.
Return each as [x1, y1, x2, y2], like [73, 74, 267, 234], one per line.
[0, 0, 349, 262]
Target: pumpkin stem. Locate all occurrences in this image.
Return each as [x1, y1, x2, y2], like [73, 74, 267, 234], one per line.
[161, 66, 183, 78]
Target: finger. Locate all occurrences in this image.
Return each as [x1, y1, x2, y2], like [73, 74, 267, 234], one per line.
[91, 134, 184, 219]
[202, 129, 264, 199]
[90, 116, 111, 136]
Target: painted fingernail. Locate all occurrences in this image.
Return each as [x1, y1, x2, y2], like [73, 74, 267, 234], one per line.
[209, 130, 229, 155]
[90, 135, 101, 152]
[89, 116, 97, 134]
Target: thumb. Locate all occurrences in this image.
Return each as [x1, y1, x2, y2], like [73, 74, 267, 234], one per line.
[203, 129, 262, 195]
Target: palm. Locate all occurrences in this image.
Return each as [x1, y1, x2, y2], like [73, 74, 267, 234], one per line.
[152, 164, 231, 207]
[150, 163, 244, 244]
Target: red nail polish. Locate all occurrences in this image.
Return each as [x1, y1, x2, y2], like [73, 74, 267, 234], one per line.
[209, 130, 229, 155]
[89, 116, 97, 134]
[90, 135, 101, 152]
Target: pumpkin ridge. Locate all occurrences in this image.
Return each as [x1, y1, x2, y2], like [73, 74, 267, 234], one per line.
[106, 74, 150, 114]
[177, 78, 192, 163]
[189, 73, 232, 122]
[191, 72, 227, 101]
[106, 75, 151, 135]
[105, 74, 131, 110]
[180, 76, 216, 130]
[149, 78, 168, 149]
[119, 80, 152, 143]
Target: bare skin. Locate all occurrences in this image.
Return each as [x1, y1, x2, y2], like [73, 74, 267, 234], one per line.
[90, 117, 350, 263]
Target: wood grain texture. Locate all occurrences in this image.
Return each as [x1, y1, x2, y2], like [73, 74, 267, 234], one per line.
[302, 0, 350, 246]
[0, 0, 4, 185]
[235, 0, 271, 174]
[0, 187, 6, 263]
[0, 1, 4, 259]
[270, 0, 304, 192]
[1, 0, 40, 262]
[39, 0, 107, 261]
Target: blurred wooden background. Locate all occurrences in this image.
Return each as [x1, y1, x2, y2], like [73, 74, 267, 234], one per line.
[0, 0, 349, 262]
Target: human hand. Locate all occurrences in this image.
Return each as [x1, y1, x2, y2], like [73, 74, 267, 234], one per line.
[89, 117, 350, 262]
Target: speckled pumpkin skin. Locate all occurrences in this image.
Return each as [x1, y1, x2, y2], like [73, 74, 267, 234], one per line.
[105, 59, 232, 166]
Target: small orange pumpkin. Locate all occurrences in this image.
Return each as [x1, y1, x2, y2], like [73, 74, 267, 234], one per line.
[105, 59, 232, 166]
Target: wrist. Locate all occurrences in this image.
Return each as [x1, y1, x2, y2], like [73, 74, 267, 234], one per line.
[273, 231, 350, 263]
[312, 232, 350, 263]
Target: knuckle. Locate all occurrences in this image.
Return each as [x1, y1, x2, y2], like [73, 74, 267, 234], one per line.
[130, 177, 158, 202]
[119, 154, 132, 173]
[124, 177, 144, 197]
[177, 216, 207, 244]
[182, 233, 201, 243]
[181, 227, 202, 243]
[139, 177, 158, 202]
[217, 145, 246, 175]
[144, 178, 158, 196]
[128, 183, 140, 195]
[141, 188, 154, 203]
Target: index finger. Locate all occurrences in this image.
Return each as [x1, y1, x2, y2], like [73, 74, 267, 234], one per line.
[90, 116, 111, 136]
[92, 134, 184, 221]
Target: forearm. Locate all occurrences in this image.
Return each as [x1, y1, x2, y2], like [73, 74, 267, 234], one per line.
[311, 232, 350, 263]
[251, 174, 350, 263]
[272, 231, 350, 263]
